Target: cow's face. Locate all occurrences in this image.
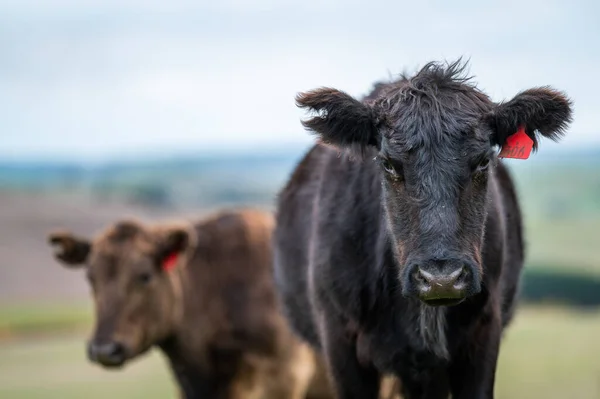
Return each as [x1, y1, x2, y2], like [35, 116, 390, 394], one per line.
[48, 221, 191, 368]
[296, 60, 572, 306]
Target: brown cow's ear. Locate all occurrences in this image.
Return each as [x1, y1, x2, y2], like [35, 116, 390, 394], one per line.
[48, 231, 91, 267]
[162, 228, 189, 255]
[488, 87, 573, 152]
[154, 227, 191, 272]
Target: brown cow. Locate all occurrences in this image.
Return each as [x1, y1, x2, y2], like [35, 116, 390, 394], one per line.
[48, 209, 333, 399]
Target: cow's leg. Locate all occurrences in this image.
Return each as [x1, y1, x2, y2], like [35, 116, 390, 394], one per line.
[190, 349, 262, 399]
[321, 318, 380, 399]
[263, 343, 316, 399]
[320, 316, 380, 399]
[448, 311, 502, 399]
[172, 371, 234, 399]
[397, 366, 449, 399]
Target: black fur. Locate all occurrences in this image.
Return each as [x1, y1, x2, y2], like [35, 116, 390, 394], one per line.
[296, 88, 380, 149]
[274, 59, 573, 399]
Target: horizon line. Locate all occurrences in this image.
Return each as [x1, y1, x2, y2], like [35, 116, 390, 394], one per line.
[1, 140, 599, 166]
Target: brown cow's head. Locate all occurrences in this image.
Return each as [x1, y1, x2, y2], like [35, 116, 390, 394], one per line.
[296, 59, 572, 306]
[48, 220, 194, 368]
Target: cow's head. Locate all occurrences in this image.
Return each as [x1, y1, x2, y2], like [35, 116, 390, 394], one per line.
[296, 60, 572, 306]
[48, 220, 194, 368]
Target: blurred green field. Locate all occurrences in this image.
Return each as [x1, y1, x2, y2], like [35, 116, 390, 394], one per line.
[508, 161, 600, 277]
[0, 335, 175, 399]
[0, 306, 598, 398]
[0, 303, 92, 338]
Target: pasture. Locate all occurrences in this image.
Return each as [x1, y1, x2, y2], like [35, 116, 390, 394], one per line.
[0, 305, 599, 398]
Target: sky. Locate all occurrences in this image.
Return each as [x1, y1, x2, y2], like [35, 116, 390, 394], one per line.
[1, 0, 599, 162]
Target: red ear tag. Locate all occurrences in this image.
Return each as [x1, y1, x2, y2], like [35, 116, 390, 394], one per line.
[162, 252, 178, 272]
[498, 126, 533, 160]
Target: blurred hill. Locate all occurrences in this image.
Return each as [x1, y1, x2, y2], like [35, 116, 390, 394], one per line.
[0, 150, 302, 209]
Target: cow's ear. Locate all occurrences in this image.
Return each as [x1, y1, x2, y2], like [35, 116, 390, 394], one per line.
[154, 225, 192, 272]
[161, 228, 189, 256]
[488, 87, 573, 151]
[48, 231, 91, 267]
[296, 88, 380, 151]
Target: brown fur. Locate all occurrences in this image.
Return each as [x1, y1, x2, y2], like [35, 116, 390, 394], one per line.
[48, 209, 337, 399]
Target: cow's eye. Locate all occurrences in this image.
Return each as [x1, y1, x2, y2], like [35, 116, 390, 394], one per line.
[475, 158, 490, 174]
[136, 272, 153, 285]
[380, 158, 399, 177]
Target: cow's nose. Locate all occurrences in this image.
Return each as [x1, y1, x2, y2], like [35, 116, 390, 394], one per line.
[87, 340, 127, 367]
[413, 265, 469, 305]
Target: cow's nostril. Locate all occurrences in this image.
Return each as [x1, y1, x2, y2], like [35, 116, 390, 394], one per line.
[416, 267, 435, 284]
[106, 342, 124, 357]
[88, 341, 127, 367]
[447, 266, 466, 287]
[413, 266, 428, 285]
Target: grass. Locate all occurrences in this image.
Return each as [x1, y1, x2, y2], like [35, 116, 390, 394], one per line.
[0, 306, 599, 398]
[495, 306, 600, 399]
[0, 336, 175, 399]
[0, 302, 92, 338]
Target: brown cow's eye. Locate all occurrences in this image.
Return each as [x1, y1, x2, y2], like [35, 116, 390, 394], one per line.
[136, 272, 153, 285]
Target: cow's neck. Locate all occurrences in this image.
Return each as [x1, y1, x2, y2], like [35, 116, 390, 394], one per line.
[159, 263, 210, 398]
[159, 336, 211, 399]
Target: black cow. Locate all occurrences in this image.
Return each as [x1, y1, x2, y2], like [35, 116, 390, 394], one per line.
[273, 60, 572, 399]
